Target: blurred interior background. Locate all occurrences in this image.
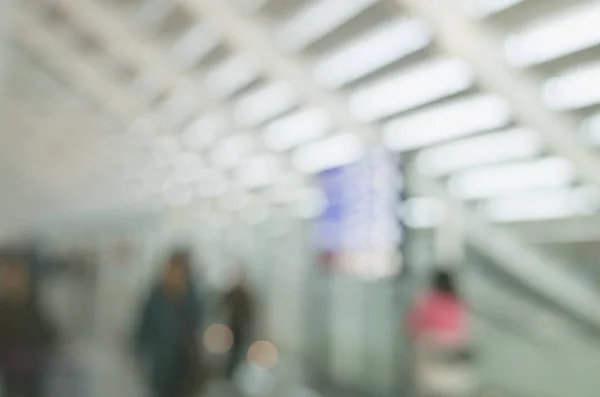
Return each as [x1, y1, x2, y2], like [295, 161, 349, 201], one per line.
[2, 0, 600, 396]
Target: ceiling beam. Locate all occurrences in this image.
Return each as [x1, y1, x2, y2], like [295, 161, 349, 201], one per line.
[14, 11, 143, 122]
[12, 11, 163, 206]
[50, 0, 308, 189]
[175, 0, 600, 327]
[398, 0, 600, 187]
[52, 0, 266, 148]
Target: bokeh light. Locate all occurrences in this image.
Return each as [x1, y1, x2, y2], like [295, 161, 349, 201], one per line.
[203, 324, 234, 354]
[247, 341, 279, 370]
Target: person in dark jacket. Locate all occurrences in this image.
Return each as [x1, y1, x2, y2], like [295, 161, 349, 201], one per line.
[135, 250, 204, 397]
[0, 255, 57, 397]
[222, 271, 255, 379]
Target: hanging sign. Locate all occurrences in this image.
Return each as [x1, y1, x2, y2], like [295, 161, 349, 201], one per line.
[315, 147, 404, 279]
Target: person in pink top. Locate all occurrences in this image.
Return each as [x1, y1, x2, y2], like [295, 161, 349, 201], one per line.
[408, 269, 468, 346]
[407, 269, 473, 397]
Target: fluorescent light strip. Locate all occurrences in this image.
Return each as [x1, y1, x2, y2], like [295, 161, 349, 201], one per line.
[505, 2, 600, 67]
[383, 94, 512, 152]
[182, 114, 226, 150]
[313, 18, 431, 87]
[292, 133, 364, 173]
[263, 108, 333, 152]
[171, 23, 219, 68]
[448, 157, 574, 200]
[276, 0, 379, 51]
[482, 186, 600, 222]
[234, 82, 299, 126]
[350, 58, 474, 121]
[416, 128, 542, 176]
[544, 60, 600, 110]
[465, 0, 523, 17]
[205, 53, 260, 98]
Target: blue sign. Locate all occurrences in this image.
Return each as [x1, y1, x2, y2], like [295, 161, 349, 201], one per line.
[315, 147, 404, 277]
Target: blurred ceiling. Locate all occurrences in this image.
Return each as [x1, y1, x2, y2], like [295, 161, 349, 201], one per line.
[3, 0, 600, 318]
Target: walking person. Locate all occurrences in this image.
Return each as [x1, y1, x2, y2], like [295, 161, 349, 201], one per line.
[406, 268, 473, 397]
[222, 271, 255, 380]
[0, 253, 58, 397]
[135, 249, 205, 397]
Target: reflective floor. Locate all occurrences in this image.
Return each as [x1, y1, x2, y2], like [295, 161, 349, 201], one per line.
[62, 340, 325, 397]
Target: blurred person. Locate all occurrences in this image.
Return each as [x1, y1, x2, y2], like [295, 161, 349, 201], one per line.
[135, 249, 205, 397]
[222, 270, 255, 379]
[0, 255, 57, 397]
[406, 268, 473, 397]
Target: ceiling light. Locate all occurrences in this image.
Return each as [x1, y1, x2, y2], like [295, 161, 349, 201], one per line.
[543, 60, 600, 109]
[383, 94, 512, 151]
[416, 128, 542, 176]
[221, 185, 249, 211]
[263, 108, 332, 152]
[210, 135, 255, 169]
[236, 154, 283, 188]
[292, 133, 364, 173]
[449, 157, 574, 200]
[205, 53, 259, 98]
[276, 0, 378, 51]
[182, 114, 226, 150]
[350, 58, 474, 121]
[153, 135, 181, 166]
[234, 82, 299, 126]
[482, 186, 600, 222]
[196, 169, 227, 198]
[171, 23, 219, 68]
[504, 3, 600, 67]
[173, 152, 204, 183]
[313, 18, 430, 87]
